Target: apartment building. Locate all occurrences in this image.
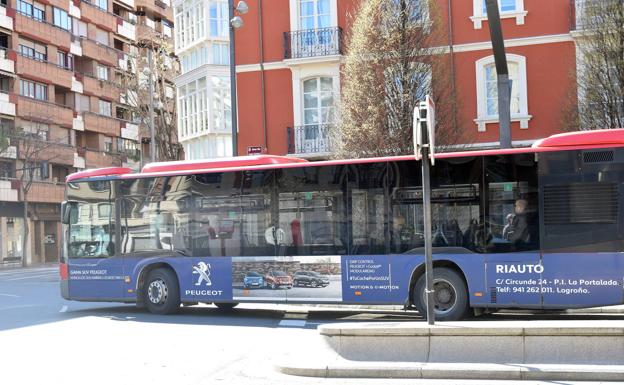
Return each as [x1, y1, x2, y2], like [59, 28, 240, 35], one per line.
[0, 0, 175, 265]
[233, 0, 581, 157]
[173, 0, 233, 160]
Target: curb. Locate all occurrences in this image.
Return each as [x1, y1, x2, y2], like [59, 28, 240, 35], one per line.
[276, 361, 624, 381]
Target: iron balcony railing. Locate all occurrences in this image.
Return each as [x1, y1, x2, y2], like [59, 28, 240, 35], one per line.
[284, 27, 342, 60]
[287, 124, 332, 155]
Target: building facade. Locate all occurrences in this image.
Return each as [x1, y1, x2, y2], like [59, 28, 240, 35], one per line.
[0, 0, 175, 266]
[173, 0, 233, 160]
[234, 0, 581, 157]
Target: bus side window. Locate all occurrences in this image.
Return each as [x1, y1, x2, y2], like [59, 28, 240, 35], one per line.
[277, 166, 347, 256]
[485, 155, 539, 253]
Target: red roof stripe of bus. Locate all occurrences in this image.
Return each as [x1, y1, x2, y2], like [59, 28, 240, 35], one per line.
[140, 155, 308, 174]
[67, 130, 624, 182]
[123, 142, 624, 180]
[532, 128, 624, 148]
[66, 167, 133, 182]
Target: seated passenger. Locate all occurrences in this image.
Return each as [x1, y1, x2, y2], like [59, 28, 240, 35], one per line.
[507, 199, 530, 244]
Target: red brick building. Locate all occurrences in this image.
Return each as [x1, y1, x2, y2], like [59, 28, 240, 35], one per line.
[234, 0, 579, 158]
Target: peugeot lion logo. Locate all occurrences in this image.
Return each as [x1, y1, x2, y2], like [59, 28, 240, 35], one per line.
[193, 262, 212, 286]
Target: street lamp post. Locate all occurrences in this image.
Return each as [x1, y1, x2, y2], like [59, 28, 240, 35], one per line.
[228, 1, 248, 157]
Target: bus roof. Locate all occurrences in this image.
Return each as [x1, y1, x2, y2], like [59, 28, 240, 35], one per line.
[66, 129, 624, 183]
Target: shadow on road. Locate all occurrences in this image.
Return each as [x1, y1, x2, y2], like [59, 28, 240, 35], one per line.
[54, 304, 624, 331]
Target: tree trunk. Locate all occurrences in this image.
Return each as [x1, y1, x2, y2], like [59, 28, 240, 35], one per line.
[21, 190, 29, 268]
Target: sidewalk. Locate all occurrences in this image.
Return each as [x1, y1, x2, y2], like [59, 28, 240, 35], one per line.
[276, 320, 624, 381]
[0, 262, 58, 270]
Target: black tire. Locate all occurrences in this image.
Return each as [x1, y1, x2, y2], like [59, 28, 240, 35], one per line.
[144, 268, 180, 315]
[311, 280, 319, 288]
[271, 282, 277, 290]
[412, 267, 469, 321]
[215, 302, 238, 310]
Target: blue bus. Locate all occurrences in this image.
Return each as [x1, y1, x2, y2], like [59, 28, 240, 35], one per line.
[60, 129, 624, 321]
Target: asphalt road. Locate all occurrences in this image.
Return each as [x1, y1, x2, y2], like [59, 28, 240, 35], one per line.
[0, 265, 621, 385]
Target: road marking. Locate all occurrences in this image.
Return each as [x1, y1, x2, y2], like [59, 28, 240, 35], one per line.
[0, 293, 19, 298]
[59, 305, 68, 313]
[7, 273, 58, 281]
[278, 320, 306, 327]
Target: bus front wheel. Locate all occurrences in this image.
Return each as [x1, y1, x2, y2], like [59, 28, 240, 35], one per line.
[412, 267, 469, 321]
[144, 268, 181, 315]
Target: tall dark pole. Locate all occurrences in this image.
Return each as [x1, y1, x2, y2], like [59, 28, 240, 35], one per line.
[415, 102, 435, 326]
[421, 122, 435, 326]
[228, 0, 239, 156]
[484, 0, 512, 149]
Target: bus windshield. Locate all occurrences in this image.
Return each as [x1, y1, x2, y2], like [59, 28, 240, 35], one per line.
[68, 202, 114, 258]
[65, 180, 115, 259]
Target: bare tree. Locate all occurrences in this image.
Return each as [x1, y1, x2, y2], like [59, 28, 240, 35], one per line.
[12, 120, 69, 267]
[335, 0, 461, 158]
[569, 0, 624, 130]
[119, 30, 182, 162]
[0, 122, 9, 155]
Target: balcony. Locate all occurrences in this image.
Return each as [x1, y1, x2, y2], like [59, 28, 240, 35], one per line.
[14, 13, 71, 49]
[16, 137, 74, 164]
[0, 5, 13, 31]
[0, 48, 14, 73]
[83, 112, 120, 136]
[287, 124, 332, 156]
[80, 0, 118, 32]
[136, 22, 155, 42]
[26, 181, 65, 204]
[117, 18, 136, 41]
[135, 0, 172, 20]
[120, 122, 139, 140]
[0, 145, 17, 159]
[16, 54, 73, 89]
[81, 75, 121, 100]
[0, 92, 15, 116]
[80, 38, 118, 67]
[284, 27, 342, 60]
[84, 148, 122, 169]
[118, 52, 137, 72]
[17, 96, 74, 127]
[116, 0, 135, 8]
[73, 152, 85, 168]
[0, 180, 18, 202]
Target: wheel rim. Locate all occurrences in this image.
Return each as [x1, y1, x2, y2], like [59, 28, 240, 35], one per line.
[421, 278, 457, 316]
[148, 279, 168, 305]
[311, 281, 318, 287]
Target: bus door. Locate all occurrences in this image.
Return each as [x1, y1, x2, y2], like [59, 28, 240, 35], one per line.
[539, 149, 624, 308]
[483, 155, 542, 307]
[65, 183, 125, 301]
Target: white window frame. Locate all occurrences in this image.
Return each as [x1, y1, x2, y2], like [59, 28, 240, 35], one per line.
[96, 64, 108, 81]
[470, 0, 527, 29]
[474, 54, 531, 132]
[289, 0, 337, 31]
[98, 99, 112, 116]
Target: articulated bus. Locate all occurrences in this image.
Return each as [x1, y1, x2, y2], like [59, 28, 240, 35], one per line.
[60, 129, 624, 321]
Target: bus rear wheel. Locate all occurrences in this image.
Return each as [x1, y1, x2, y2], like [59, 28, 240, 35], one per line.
[412, 267, 469, 321]
[144, 268, 181, 315]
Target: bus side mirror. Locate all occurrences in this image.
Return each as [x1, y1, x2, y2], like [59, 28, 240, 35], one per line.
[61, 201, 76, 225]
